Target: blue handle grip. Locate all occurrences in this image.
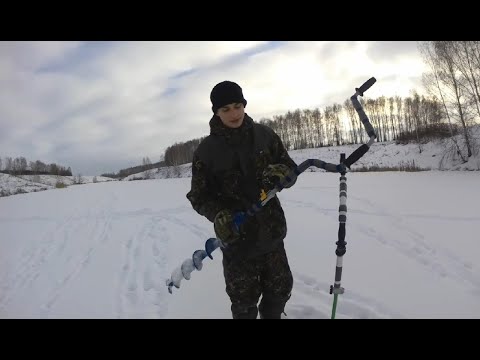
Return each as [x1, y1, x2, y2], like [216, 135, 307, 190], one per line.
[233, 212, 246, 231]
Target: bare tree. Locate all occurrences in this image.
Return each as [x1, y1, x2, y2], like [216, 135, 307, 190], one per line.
[5, 156, 13, 172]
[388, 96, 397, 140]
[365, 99, 383, 142]
[403, 97, 414, 139]
[12, 157, 19, 174]
[303, 109, 314, 148]
[312, 108, 324, 147]
[323, 105, 334, 146]
[172, 165, 181, 178]
[344, 99, 358, 144]
[19, 157, 27, 173]
[332, 103, 343, 146]
[419, 42, 464, 161]
[276, 114, 291, 149]
[450, 41, 480, 119]
[420, 41, 473, 159]
[35, 160, 47, 173]
[10, 157, 26, 175]
[29, 161, 36, 174]
[411, 92, 423, 153]
[438, 41, 473, 157]
[143, 156, 153, 179]
[74, 174, 84, 184]
[395, 96, 404, 138]
[376, 96, 390, 141]
[49, 163, 59, 176]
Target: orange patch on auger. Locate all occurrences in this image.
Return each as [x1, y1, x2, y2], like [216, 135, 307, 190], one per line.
[260, 189, 267, 201]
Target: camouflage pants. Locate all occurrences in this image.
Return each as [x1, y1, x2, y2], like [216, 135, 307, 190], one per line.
[222, 245, 293, 319]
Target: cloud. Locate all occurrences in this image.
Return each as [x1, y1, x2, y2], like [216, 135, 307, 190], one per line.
[0, 41, 428, 175]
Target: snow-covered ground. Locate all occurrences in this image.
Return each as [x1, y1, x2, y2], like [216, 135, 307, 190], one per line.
[1, 132, 479, 318]
[1, 169, 479, 319]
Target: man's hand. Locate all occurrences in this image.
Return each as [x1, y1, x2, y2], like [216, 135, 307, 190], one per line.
[214, 209, 240, 244]
[262, 164, 296, 190]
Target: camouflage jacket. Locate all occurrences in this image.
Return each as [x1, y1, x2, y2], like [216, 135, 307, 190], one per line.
[186, 114, 297, 261]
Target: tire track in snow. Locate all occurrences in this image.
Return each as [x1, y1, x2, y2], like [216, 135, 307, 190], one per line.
[288, 272, 403, 319]
[1, 190, 117, 317]
[0, 211, 83, 313]
[39, 247, 95, 318]
[285, 194, 480, 294]
[117, 215, 169, 318]
[39, 194, 117, 317]
[347, 193, 480, 293]
[157, 213, 212, 241]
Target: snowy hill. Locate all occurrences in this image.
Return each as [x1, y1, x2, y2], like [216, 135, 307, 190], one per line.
[0, 174, 116, 197]
[2, 130, 479, 198]
[119, 136, 480, 182]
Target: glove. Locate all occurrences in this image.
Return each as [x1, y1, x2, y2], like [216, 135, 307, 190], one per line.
[214, 209, 240, 245]
[262, 164, 295, 190]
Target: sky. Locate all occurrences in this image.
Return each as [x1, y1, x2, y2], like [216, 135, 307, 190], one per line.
[1, 140, 479, 318]
[0, 41, 429, 176]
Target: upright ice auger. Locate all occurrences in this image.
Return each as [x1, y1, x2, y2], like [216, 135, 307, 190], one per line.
[329, 77, 377, 318]
[166, 78, 378, 315]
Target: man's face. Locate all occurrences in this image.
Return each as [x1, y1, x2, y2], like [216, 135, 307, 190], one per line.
[216, 103, 245, 129]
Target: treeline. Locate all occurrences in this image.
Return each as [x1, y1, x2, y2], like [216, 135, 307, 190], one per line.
[101, 157, 165, 179]
[164, 137, 206, 166]
[158, 94, 460, 167]
[259, 93, 451, 149]
[106, 139, 207, 178]
[0, 156, 72, 176]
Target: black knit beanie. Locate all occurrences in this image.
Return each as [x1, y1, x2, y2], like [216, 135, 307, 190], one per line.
[210, 81, 247, 114]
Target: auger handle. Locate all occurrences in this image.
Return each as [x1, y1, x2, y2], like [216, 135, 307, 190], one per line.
[350, 77, 377, 145]
[231, 158, 347, 230]
[344, 144, 369, 169]
[355, 77, 376, 96]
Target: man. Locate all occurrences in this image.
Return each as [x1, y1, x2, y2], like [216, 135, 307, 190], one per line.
[186, 80, 297, 319]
